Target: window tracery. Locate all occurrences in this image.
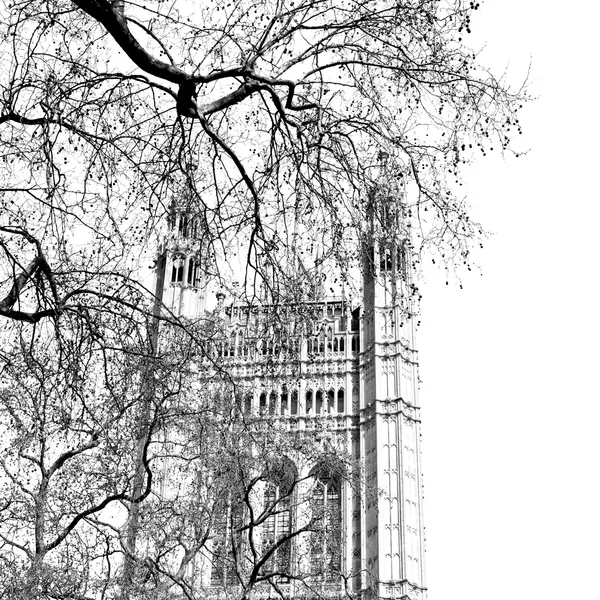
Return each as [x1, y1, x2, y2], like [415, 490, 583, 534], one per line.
[210, 498, 244, 586]
[309, 465, 342, 582]
[171, 253, 185, 283]
[261, 457, 297, 575]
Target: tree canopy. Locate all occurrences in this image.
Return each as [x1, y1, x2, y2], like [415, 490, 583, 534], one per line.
[0, 0, 526, 319]
[0, 0, 526, 597]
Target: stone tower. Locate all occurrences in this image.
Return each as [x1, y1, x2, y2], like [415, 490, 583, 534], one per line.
[155, 206, 207, 317]
[360, 164, 427, 600]
[153, 176, 427, 599]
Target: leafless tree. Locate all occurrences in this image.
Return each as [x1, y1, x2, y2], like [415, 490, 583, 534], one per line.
[0, 331, 361, 599]
[122, 398, 360, 600]
[0, 0, 527, 596]
[0, 0, 526, 316]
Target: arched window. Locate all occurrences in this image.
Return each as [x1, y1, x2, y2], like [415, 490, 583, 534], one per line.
[188, 216, 199, 239]
[380, 200, 397, 231]
[171, 254, 185, 283]
[339, 337, 345, 352]
[281, 388, 289, 415]
[380, 245, 393, 272]
[310, 336, 320, 355]
[210, 496, 244, 587]
[262, 457, 297, 575]
[396, 243, 407, 279]
[315, 390, 323, 414]
[333, 337, 339, 353]
[269, 391, 277, 415]
[259, 392, 267, 414]
[351, 336, 358, 353]
[327, 389, 335, 413]
[178, 213, 188, 237]
[309, 466, 342, 581]
[337, 389, 345, 414]
[187, 256, 202, 287]
[224, 334, 235, 358]
[290, 390, 298, 415]
[339, 315, 347, 331]
[244, 393, 253, 413]
[306, 390, 313, 414]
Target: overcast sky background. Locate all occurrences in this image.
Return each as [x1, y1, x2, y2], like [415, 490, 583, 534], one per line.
[418, 2, 600, 598]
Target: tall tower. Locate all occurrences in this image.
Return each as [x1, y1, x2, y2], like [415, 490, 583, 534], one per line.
[156, 206, 207, 319]
[360, 161, 426, 600]
[151, 179, 427, 599]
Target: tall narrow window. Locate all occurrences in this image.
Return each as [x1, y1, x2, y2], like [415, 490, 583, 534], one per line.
[396, 243, 407, 280]
[337, 389, 345, 414]
[171, 254, 185, 283]
[306, 390, 313, 414]
[211, 499, 244, 587]
[315, 390, 323, 414]
[262, 458, 297, 576]
[381, 201, 398, 231]
[239, 332, 247, 358]
[380, 245, 393, 272]
[178, 213, 189, 237]
[189, 216, 198, 239]
[211, 503, 228, 586]
[187, 256, 202, 287]
[309, 466, 342, 582]
[327, 389, 335, 413]
[281, 389, 289, 415]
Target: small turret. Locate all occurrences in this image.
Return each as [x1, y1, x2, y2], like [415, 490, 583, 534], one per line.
[158, 202, 208, 318]
[363, 153, 412, 311]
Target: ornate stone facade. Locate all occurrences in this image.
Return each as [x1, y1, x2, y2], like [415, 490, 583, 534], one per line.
[156, 186, 427, 599]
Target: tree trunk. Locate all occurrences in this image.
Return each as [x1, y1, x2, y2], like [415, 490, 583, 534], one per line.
[119, 252, 166, 598]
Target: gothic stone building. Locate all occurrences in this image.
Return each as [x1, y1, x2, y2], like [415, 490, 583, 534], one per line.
[156, 190, 427, 600]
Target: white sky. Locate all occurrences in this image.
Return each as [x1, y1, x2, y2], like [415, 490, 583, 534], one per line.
[417, 2, 600, 598]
